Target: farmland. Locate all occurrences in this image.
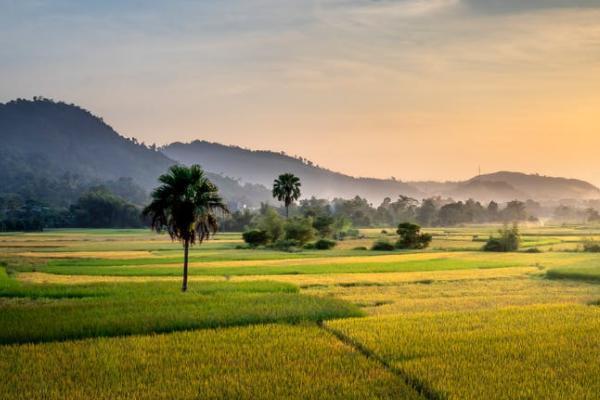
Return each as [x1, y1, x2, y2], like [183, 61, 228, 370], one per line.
[1, 226, 599, 399]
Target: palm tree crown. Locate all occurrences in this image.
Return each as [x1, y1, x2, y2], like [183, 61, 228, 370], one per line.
[272, 173, 301, 217]
[143, 164, 228, 291]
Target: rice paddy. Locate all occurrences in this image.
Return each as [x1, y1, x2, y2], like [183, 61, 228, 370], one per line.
[1, 226, 599, 399]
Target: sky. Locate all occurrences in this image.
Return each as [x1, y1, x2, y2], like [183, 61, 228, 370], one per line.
[2, 0, 600, 184]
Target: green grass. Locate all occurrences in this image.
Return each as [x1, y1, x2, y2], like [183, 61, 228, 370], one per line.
[546, 263, 600, 282]
[327, 305, 600, 400]
[0, 270, 362, 344]
[36, 256, 523, 277]
[0, 324, 422, 400]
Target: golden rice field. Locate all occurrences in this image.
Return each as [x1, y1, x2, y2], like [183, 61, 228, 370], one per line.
[1, 226, 599, 399]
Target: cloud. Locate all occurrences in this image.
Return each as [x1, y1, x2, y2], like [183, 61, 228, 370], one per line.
[464, 0, 600, 15]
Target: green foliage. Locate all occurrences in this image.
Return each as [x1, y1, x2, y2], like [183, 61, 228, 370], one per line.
[143, 164, 228, 291]
[483, 224, 521, 252]
[70, 187, 144, 228]
[313, 238, 337, 250]
[371, 239, 395, 251]
[242, 229, 269, 247]
[272, 239, 303, 252]
[313, 215, 335, 238]
[284, 217, 316, 245]
[272, 173, 301, 217]
[395, 222, 432, 249]
[256, 207, 285, 242]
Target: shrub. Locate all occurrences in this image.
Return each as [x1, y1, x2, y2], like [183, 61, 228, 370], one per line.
[313, 215, 335, 238]
[242, 229, 269, 248]
[314, 239, 337, 250]
[272, 239, 302, 252]
[284, 217, 316, 245]
[256, 208, 285, 242]
[483, 224, 520, 252]
[583, 240, 600, 253]
[395, 223, 432, 249]
[371, 239, 395, 251]
[524, 247, 542, 253]
[352, 246, 368, 251]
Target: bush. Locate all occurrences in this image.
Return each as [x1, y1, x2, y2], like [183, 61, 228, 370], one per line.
[313, 215, 335, 238]
[371, 239, 395, 251]
[284, 217, 316, 245]
[395, 222, 432, 249]
[524, 247, 542, 253]
[242, 229, 269, 248]
[483, 224, 520, 252]
[314, 239, 337, 250]
[583, 240, 600, 253]
[272, 239, 302, 252]
[256, 208, 285, 242]
[352, 246, 368, 251]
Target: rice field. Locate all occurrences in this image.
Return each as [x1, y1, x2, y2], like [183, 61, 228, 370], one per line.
[1, 226, 599, 399]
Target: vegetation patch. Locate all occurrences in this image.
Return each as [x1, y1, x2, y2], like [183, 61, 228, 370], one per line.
[0, 324, 421, 400]
[0, 273, 362, 344]
[328, 305, 600, 399]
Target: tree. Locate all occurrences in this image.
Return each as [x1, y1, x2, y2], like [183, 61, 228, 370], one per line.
[483, 223, 520, 252]
[416, 198, 437, 226]
[395, 222, 432, 249]
[143, 165, 228, 292]
[272, 173, 301, 218]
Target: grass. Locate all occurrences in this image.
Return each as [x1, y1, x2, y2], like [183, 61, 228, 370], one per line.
[328, 305, 600, 400]
[0, 324, 422, 400]
[0, 269, 362, 344]
[308, 275, 600, 315]
[1, 227, 600, 399]
[546, 262, 600, 282]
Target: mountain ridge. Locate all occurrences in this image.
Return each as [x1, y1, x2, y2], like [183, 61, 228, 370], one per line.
[2, 98, 599, 207]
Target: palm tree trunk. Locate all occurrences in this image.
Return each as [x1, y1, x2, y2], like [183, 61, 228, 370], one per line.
[182, 239, 189, 292]
[286, 205, 289, 218]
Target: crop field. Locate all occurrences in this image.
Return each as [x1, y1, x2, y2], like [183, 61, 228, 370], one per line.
[1, 226, 599, 399]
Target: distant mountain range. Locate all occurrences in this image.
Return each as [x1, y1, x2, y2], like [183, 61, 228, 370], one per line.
[163, 141, 600, 203]
[1, 98, 599, 208]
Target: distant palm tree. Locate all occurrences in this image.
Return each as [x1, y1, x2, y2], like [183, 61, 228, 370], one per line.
[272, 173, 301, 218]
[143, 165, 228, 292]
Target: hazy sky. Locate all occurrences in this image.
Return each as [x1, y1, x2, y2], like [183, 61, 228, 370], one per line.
[2, 0, 600, 184]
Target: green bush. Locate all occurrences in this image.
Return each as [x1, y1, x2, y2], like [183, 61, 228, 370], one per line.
[395, 222, 432, 249]
[284, 217, 316, 245]
[272, 239, 303, 252]
[483, 224, 520, 252]
[313, 239, 337, 250]
[242, 229, 269, 248]
[256, 208, 285, 242]
[371, 239, 395, 251]
[524, 247, 542, 253]
[313, 215, 335, 238]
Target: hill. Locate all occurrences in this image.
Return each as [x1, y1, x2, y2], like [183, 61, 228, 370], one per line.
[0, 98, 271, 208]
[162, 141, 422, 203]
[467, 171, 600, 200]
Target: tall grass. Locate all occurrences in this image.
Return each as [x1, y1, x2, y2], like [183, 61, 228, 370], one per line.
[328, 305, 600, 399]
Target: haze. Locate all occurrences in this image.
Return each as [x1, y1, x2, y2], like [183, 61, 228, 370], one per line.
[2, 0, 600, 184]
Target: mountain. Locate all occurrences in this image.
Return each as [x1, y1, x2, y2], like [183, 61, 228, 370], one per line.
[2, 98, 598, 209]
[162, 141, 423, 203]
[410, 171, 600, 202]
[466, 171, 600, 200]
[0, 98, 271, 207]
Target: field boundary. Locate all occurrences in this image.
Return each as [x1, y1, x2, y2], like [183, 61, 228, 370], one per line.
[318, 321, 443, 400]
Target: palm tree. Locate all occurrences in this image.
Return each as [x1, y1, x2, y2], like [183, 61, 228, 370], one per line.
[272, 173, 301, 218]
[143, 165, 228, 292]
